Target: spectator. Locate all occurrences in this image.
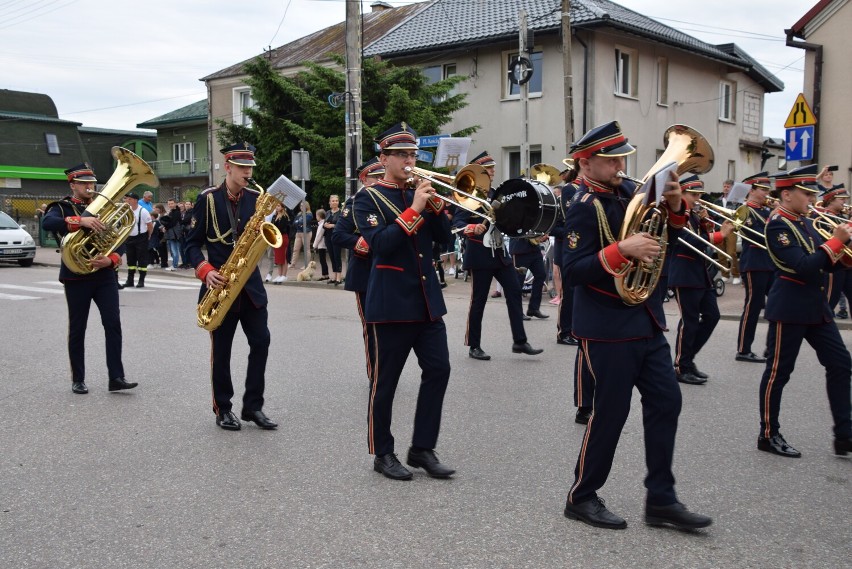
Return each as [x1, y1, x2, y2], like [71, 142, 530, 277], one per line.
[269, 203, 291, 283]
[180, 201, 193, 268]
[162, 198, 182, 271]
[289, 202, 313, 269]
[312, 208, 330, 281]
[148, 208, 163, 267]
[139, 191, 154, 212]
[324, 195, 343, 284]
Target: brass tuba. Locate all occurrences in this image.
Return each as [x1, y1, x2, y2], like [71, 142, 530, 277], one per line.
[196, 179, 283, 332]
[615, 125, 714, 305]
[61, 146, 158, 274]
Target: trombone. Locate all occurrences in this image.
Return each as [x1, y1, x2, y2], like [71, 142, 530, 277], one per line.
[808, 206, 852, 257]
[697, 200, 768, 250]
[404, 165, 493, 222]
[677, 223, 733, 271]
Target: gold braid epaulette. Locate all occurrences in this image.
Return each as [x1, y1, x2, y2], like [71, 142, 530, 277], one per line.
[591, 198, 617, 249]
[206, 191, 234, 245]
[765, 217, 813, 274]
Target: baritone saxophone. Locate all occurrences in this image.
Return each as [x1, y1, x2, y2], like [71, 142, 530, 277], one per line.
[196, 178, 284, 331]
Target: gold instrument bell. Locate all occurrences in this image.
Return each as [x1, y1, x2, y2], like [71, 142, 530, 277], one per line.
[529, 163, 563, 186]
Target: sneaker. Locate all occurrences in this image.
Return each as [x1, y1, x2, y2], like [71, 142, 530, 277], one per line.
[732, 277, 742, 285]
[281, 276, 288, 282]
[272, 276, 285, 284]
[165, 267, 176, 272]
[548, 296, 561, 305]
[836, 309, 849, 319]
[265, 273, 273, 282]
[447, 267, 456, 276]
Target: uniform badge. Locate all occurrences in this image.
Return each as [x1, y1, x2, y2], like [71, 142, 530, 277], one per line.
[367, 213, 378, 227]
[777, 232, 790, 246]
[190, 218, 197, 229]
[567, 231, 580, 249]
[342, 207, 350, 218]
[745, 218, 753, 226]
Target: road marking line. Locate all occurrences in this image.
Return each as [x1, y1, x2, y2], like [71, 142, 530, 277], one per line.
[0, 284, 65, 294]
[0, 292, 40, 300]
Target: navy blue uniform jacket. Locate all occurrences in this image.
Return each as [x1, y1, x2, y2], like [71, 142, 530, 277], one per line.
[43, 196, 120, 282]
[452, 196, 512, 270]
[764, 208, 851, 325]
[352, 180, 452, 323]
[332, 195, 371, 293]
[562, 178, 688, 341]
[667, 212, 720, 288]
[184, 182, 268, 310]
[738, 203, 774, 272]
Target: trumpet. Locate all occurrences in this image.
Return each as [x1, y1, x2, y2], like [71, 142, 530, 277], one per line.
[808, 206, 852, 257]
[698, 199, 768, 250]
[404, 165, 493, 221]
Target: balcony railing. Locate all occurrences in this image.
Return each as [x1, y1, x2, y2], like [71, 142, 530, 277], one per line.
[147, 157, 210, 178]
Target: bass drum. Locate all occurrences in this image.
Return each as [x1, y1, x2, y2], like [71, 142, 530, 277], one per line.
[492, 178, 558, 238]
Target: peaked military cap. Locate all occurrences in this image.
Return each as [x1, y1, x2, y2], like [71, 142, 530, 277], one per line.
[679, 174, 704, 193]
[221, 142, 257, 166]
[469, 151, 496, 167]
[65, 163, 97, 182]
[570, 121, 635, 159]
[771, 164, 819, 194]
[743, 172, 771, 190]
[357, 157, 385, 184]
[821, 183, 849, 202]
[375, 122, 418, 151]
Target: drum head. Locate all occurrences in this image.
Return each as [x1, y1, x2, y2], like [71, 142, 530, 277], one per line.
[492, 178, 556, 237]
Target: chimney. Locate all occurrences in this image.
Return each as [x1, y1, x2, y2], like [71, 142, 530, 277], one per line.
[371, 1, 393, 12]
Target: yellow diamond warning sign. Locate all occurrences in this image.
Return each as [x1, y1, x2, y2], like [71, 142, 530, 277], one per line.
[784, 93, 817, 128]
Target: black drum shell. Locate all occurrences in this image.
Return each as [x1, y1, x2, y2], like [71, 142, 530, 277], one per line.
[492, 178, 558, 238]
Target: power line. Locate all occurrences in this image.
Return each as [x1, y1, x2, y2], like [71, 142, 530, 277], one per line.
[267, 0, 295, 47]
[0, 0, 78, 32]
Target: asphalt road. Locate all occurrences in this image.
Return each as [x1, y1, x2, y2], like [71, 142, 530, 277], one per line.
[0, 263, 849, 569]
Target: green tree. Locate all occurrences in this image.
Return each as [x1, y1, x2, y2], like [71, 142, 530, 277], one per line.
[216, 54, 477, 209]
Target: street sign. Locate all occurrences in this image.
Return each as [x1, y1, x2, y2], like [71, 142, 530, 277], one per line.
[291, 149, 311, 181]
[417, 149, 434, 163]
[417, 134, 449, 148]
[785, 126, 814, 161]
[784, 93, 817, 128]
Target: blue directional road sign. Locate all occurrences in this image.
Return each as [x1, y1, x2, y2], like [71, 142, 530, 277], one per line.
[785, 125, 814, 162]
[416, 134, 449, 148]
[417, 149, 434, 163]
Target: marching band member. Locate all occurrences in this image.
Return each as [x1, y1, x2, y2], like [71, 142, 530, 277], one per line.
[821, 184, 852, 315]
[185, 142, 277, 431]
[561, 121, 711, 530]
[735, 173, 774, 363]
[352, 123, 456, 481]
[555, 163, 580, 347]
[669, 175, 732, 385]
[759, 165, 852, 458]
[332, 157, 385, 380]
[510, 234, 550, 319]
[453, 151, 542, 361]
[42, 163, 136, 395]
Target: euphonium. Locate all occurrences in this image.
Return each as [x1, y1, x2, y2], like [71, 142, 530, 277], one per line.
[61, 146, 158, 274]
[615, 125, 714, 305]
[196, 179, 284, 331]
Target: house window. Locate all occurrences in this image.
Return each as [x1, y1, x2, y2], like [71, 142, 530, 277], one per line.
[507, 148, 542, 178]
[45, 133, 60, 155]
[727, 160, 736, 182]
[656, 57, 668, 105]
[504, 51, 543, 98]
[423, 63, 458, 100]
[233, 88, 255, 126]
[719, 81, 736, 122]
[615, 46, 638, 97]
[173, 142, 195, 164]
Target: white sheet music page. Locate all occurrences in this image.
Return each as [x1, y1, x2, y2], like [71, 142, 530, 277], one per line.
[727, 182, 750, 205]
[267, 175, 307, 210]
[641, 161, 678, 207]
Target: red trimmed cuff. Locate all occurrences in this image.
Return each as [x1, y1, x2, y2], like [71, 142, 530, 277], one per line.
[598, 242, 631, 276]
[710, 231, 724, 245]
[195, 261, 215, 282]
[820, 238, 848, 264]
[65, 216, 81, 232]
[395, 207, 425, 236]
[425, 196, 444, 214]
[108, 253, 121, 268]
[666, 201, 688, 229]
[354, 236, 370, 257]
[464, 224, 478, 236]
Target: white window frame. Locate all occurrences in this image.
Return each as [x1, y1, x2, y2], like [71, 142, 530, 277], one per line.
[719, 80, 736, 122]
[614, 46, 638, 98]
[233, 87, 255, 127]
[656, 57, 668, 106]
[173, 142, 195, 164]
[423, 63, 459, 101]
[503, 50, 543, 99]
[45, 133, 60, 155]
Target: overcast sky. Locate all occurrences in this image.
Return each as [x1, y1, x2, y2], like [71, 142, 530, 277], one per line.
[0, 0, 812, 140]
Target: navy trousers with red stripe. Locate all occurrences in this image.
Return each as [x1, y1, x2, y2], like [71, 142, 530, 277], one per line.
[368, 320, 451, 456]
[209, 298, 269, 415]
[355, 291, 375, 377]
[466, 264, 527, 348]
[673, 287, 720, 373]
[568, 331, 681, 507]
[573, 342, 593, 409]
[759, 320, 852, 439]
[64, 275, 124, 382]
[737, 271, 772, 354]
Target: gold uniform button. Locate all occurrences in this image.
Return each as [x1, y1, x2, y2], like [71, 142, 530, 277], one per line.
[422, 276, 426, 281]
[820, 287, 825, 291]
[419, 254, 423, 258]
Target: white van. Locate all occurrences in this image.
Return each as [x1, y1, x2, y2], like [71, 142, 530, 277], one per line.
[0, 210, 36, 267]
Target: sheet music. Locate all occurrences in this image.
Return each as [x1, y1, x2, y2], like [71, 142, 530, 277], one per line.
[267, 175, 307, 210]
[434, 137, 472, 169]
[641, 161, 678, 207]
[727, 182, 750, 205]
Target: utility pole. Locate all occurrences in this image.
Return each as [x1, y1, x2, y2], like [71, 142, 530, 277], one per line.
[519, 9, 530, 177]
[344, 0, 363, 199]
[561, 0, 575, 156]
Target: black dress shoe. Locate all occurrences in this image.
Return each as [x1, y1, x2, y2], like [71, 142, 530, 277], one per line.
[690, 366, 709, 379]
[676, 372, 706, 385]
[512, 342, 543, 355]
[406, 447, 455, 478]
[216, 411, 241, 431]
[71, 381, 88, 394]
[241, 409, 278, 430]
[645, 502, 712, 530]
[469, 347, 491, 361]
[564, 497, 627, 530]
[108, 377, 138, 392]
[575, 407, 592, 425]
[557, 335, 579, 346]
[736, 351, 767, 363]
[757, 434, 801, 458]
[834, 437, 852, 456]
[521, 314, 531, 321]
[374, 453, 412, 480]
[526, 310, 549, 319]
